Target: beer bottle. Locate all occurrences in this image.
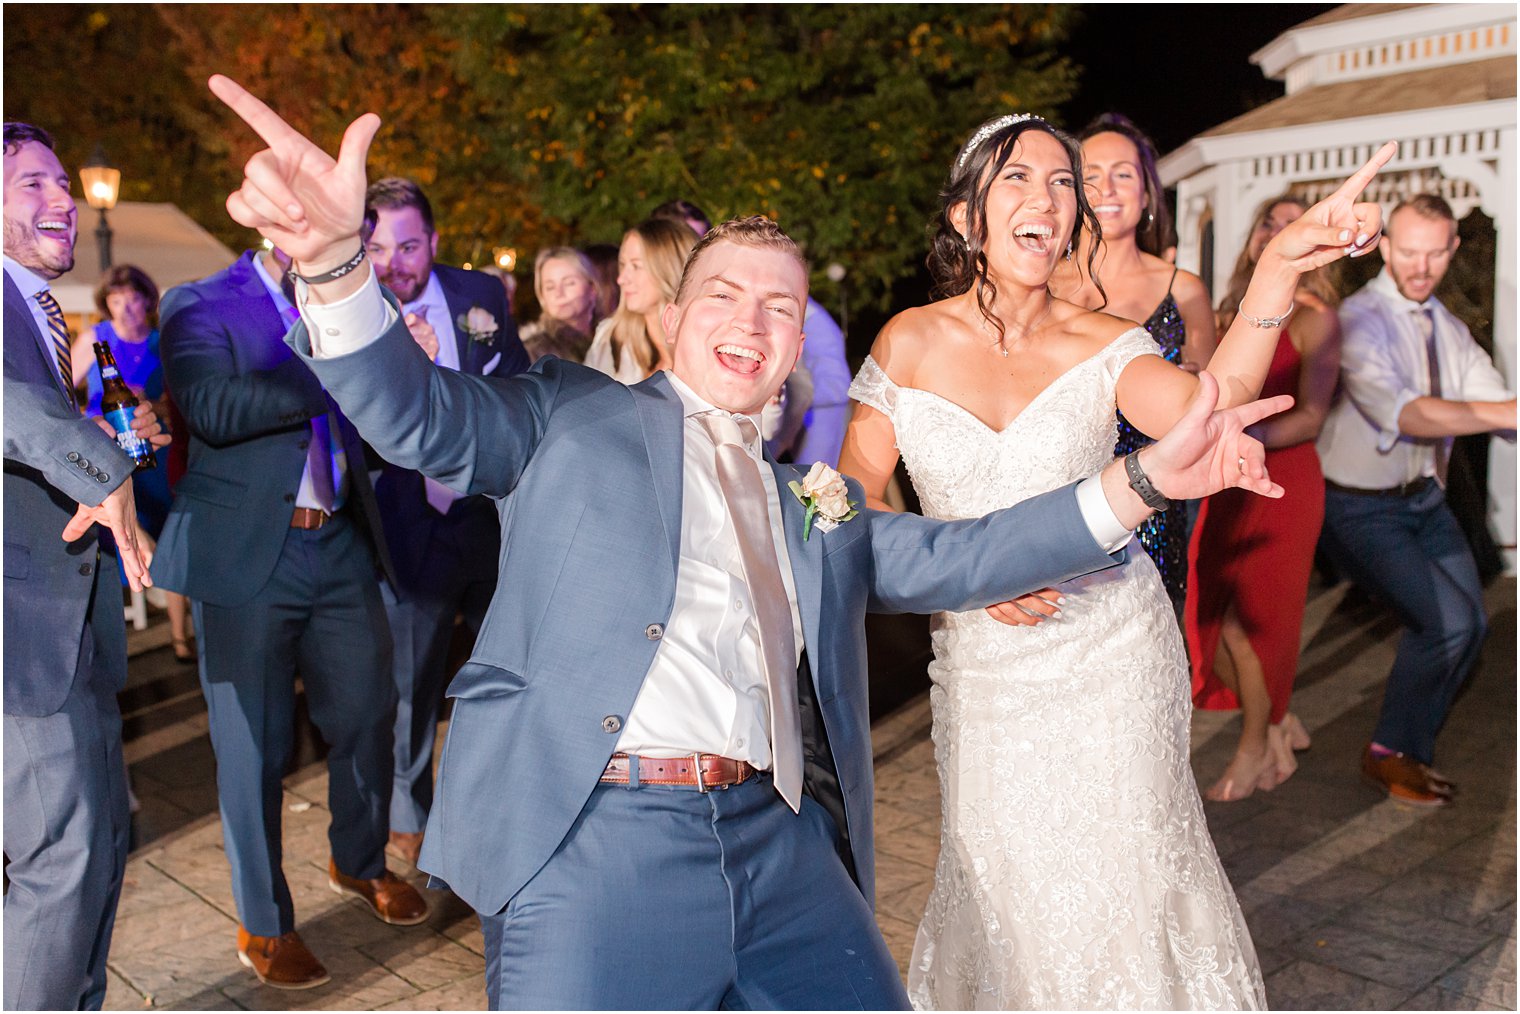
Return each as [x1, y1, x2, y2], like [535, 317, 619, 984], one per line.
[93, 341, 157, 471]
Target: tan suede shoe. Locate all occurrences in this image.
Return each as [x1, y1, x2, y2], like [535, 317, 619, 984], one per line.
[328, 857, 429, 925]
[236, 927, 330, 990]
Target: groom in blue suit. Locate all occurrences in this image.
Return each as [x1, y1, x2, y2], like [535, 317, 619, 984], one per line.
[211, 76, 1291, 1009]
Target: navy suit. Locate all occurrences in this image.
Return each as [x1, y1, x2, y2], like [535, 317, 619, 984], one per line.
[376, 264, 528, 836]
[152, 251, 399, 937]
[3, 271, 134, 1010]
[294, 309, 1124, 1008]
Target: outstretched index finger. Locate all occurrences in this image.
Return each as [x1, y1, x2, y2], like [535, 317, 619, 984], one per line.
[209, 74, 305, 152]
[1230, 393, 1296, 430]
[1328, 141, 1397, 204]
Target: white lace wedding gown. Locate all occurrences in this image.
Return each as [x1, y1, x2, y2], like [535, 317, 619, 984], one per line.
[850, 329, 1266, 1011]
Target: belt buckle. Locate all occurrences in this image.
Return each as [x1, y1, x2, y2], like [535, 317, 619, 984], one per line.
[691, 752, 708, 793]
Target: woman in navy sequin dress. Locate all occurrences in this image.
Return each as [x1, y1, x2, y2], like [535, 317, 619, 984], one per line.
[1053, 114, 1217, 618]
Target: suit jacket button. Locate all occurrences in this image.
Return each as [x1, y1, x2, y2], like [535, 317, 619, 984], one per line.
[86, 465, 99, 477]
[78, 457, 90, 469]
[79, 563, 93, 576]
[284, 494, 296, 504]
[602, 715, 622, 734]
[645, 623, 664, 640]
[298, 440, 310, 450]
[66, 451, 80, 462]
[98, 472, 110, 483]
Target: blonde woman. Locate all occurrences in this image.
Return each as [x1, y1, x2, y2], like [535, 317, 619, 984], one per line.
[583, 218, 697, 383]
[520, 246, 601, 363]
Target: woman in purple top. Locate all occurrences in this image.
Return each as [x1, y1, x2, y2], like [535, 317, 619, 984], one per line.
[73, 264, 193, 659]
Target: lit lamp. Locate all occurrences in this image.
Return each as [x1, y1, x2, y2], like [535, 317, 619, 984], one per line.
[79, 146, 122, 272]
[494, 246, 517, 271]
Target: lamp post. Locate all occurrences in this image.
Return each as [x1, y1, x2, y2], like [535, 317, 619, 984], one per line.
[79, 146, 121, 273]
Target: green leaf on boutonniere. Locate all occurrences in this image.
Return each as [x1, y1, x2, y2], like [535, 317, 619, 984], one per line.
[802, 501, 819, 541]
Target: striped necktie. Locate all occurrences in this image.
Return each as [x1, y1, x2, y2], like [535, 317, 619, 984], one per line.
[34, 288, 75, 406]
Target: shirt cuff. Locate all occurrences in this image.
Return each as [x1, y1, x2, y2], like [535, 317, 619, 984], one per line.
[1075, 475, 1135, 554]
[1385, 387, 1426, 453]
[296, 266, 396, 358]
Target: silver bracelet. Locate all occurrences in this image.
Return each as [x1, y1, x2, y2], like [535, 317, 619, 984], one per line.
[1238, 301, 1295, 329]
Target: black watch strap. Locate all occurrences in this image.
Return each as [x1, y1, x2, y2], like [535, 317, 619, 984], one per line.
[1124, 450, 1171, 512]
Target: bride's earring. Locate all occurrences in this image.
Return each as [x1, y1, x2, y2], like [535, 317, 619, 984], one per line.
[1064, 241, 1074, 260]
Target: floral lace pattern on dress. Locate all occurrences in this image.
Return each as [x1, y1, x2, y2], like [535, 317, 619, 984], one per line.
[849, 330, 1267, 1010]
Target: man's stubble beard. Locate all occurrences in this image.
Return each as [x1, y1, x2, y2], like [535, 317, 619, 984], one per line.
[2, 217, 75, 280]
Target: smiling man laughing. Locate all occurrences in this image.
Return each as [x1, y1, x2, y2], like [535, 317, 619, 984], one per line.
[207, 73, 1300, 1009]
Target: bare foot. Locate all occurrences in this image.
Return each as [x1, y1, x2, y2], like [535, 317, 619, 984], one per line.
[1267, 723, 1298, 786]
[1205, 743, 1281, 802]
[1279, 712, 1311, 752]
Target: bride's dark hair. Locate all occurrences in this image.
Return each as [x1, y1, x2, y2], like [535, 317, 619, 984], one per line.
[927, 116, 1104, 345]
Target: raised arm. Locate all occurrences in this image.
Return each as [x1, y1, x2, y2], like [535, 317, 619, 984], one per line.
[838, 316, 918, 511]
[1116, 143, 1395, 439]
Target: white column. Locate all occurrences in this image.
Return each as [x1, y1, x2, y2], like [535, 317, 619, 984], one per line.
[1488, 126, 1516, 572]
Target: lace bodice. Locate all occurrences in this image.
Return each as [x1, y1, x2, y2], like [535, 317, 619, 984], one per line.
[848, 327, 1160, 521]
[849, 329, 1266, 1010]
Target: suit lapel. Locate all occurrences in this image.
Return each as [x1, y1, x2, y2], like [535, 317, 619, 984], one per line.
[4, 272, 72, 403]
[773, 459, 825, 697]
[631, 373, 685, 571]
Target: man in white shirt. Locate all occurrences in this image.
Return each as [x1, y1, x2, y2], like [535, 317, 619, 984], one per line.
[362, 177, 528, 866]
[1317, 194, 1516, 807]
[210, 75, 1303, 1009]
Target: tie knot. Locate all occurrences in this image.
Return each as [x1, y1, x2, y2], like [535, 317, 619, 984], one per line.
[699, 411, 759, 454]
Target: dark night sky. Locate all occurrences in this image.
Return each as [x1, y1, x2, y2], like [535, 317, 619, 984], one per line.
[1058, 4, 1339, 156]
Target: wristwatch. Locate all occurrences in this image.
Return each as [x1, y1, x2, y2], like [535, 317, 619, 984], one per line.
[1123, 450, 1171, 512]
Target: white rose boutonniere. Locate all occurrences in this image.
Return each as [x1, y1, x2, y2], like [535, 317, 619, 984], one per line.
[788, 461, 859, 541]
[458, 305, 499, 345]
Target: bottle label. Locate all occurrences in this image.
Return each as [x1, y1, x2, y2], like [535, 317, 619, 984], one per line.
[103, 406, 153, 465]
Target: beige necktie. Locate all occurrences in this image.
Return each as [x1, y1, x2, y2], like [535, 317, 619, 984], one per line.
[1415, 307, 1449, 487]
[698, 412, 803, 812]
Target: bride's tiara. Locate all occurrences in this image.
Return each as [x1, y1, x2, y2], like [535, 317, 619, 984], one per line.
[956, 113, 1047, 172]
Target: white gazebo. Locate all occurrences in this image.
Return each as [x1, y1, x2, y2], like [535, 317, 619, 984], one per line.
[1160, 2, 1517, 567]
[51, 200, 238, 319]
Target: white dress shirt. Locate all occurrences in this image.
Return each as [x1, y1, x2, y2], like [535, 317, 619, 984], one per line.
[403, 271, 460, 372]
[252, 254, 349, 510]
[1318, 268, 1514, 488]
[303, 272, 1134, 767]
[4, 256, 57, 349]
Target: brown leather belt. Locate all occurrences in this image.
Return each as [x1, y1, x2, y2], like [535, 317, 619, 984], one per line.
[290, 507, 335, 530]
[599, 753, 757, 791]
[1325, 476, 1435, 499]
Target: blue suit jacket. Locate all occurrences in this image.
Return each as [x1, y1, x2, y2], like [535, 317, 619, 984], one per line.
[372, 263, 527, 595]
[293, 310, 1123, 915]
[3, 273, 133, 716]
[151, 251, 394, 605]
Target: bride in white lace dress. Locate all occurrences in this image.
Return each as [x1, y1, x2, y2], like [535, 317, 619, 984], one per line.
[839, 116, 1393, 1010]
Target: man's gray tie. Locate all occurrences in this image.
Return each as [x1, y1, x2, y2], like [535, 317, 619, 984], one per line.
[698, 412, 803, 812]
[1415, 307, 1448, 487]
[35, 289, 76, 407]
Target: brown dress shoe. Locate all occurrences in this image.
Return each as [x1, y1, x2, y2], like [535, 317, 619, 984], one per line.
[236, 927, 331, 990]
[328, 858, 429, 925]
[386, 830, 424, 867]
[1362, 746, 1455, 807]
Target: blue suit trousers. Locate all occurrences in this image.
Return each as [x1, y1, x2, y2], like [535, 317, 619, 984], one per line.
[3, 562, 130, 1011]
[194, 516, 396, 936]
[479, 776, 910, 1011]
[1319, 482, 1488, 764]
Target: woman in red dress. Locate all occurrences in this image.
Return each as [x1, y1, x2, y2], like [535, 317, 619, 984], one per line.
[1186, 195, 1344, 801]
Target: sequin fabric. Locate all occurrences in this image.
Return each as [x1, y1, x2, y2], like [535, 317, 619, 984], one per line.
[1117, 293, 1188, 616]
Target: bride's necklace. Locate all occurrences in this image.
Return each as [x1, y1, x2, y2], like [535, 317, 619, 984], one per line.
[983, 298, 1055, 358]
